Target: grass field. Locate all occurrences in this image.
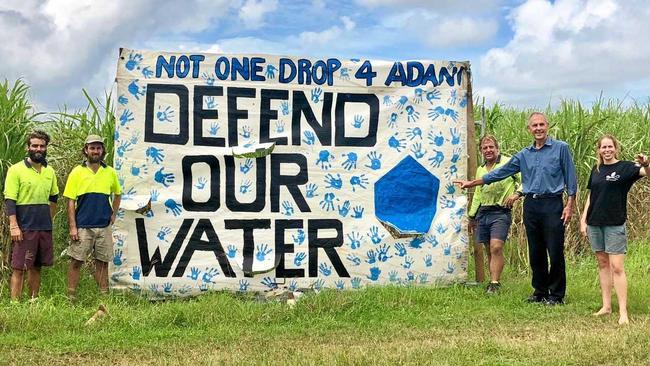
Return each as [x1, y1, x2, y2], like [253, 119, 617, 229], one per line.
[1, 242, 648, 365]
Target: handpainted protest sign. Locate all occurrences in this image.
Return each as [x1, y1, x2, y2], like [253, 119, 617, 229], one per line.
[111, 49, 470, 297]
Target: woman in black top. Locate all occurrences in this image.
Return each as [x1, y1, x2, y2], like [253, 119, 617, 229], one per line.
[580, 134, 649, 325]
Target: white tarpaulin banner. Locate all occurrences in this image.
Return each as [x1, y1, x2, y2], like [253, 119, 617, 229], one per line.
[111, 49, 470, 297]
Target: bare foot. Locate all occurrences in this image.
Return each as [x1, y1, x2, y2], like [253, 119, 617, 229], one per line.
[592, 307, 612, 316]
[618, 314, 629, 325]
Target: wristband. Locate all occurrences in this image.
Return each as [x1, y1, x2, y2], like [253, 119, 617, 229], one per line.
[642, 162, 650, 168]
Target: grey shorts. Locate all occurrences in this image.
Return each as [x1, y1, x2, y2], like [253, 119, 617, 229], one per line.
[476, 209, 512, 244]
[68, 227, 113, 262]
[587, 224, 627, 254]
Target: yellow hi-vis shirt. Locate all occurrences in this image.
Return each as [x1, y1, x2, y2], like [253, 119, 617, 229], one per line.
[468, 155, 521, 218]
[3, 158, 59, 230]
[63, 162, 121, 228]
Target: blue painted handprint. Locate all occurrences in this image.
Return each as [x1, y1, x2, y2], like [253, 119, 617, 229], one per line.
[131, 266, 142, 280]
[305, 183, 318, 198]
[303, 131, 315, 145]
[406, 127, 422, 140]
[156, 106, 174, 123]
[352, 115, 364, 129]
[410, 143, 426, 159]
[387, 112, 398, 128]
[128, 80, 146, 100]
[388, 133, 406, 152]
[191, 177, 206, 190]
[201, 72, 216, 86]
[318, 263, 332, 276]
[187, 267, 201, 280]
[365, 151, 382, 170]
[341, 152, 357, 171]
[157, 226, 172, 242]
[209, 122, 220, 136]
[256, 243, 272, 261]
[413, 88, 424, 104]
[351, 277, 362, 289]
[239, 279, 250, 292]
[346, 254, 361, 266]
[428, 149, 444, 168]
[240, 125, 252, 139]
[426, 90, 441, 104]
[338, 200, 350, 217]
[395, 95, 408, 110]
[450, 147, 462, 164]
[261, 277, 278, 290]
[154, 167, 175, 187]
[315, 150, 334, 169]
[352, 205, 364, 219]
[240, 159, 253, 174]
[367, 267, 381, 281]
[347, 231, 362, 249]
[294, 252, 306, 266]
[266, 64, 277, 79]
[113, 249, 124, 266]
[125, 52, 143, 71]
[449, 128, 461, 145]
[280, 101, 291, 116]
[394, 242, 407, 257]
[227, 245, 237, 258]
[440, 195, 456, 209]
[240, 180, 252, 194]
[319, 192, 336, 211]
[377, 244, 392, 262]
[402, 256, 414, 269]
[428, 131, 445, 147]
[349, 174, 368, 191]
[324, 173, 343, 189]
[275, 121, 285, 133]
[120, 109, 134, 126]
[365, 249, 377, 264]
[292, 229, 305, 245]
[145, 146, 165, 164]
[424, 254, 433, 267]
[165, 199, 182, 216]
[281, 201, 294, 216]
[367, 226, 385, 244]
[311, 87, 323, 103]
[202, 268, 220, 283]
[405, 105, 420, 123]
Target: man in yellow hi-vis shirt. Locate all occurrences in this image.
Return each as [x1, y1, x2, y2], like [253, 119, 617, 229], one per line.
[469, 135, 522, 294]
[4, 131, 58, 301]
[63, 135, 121, 299]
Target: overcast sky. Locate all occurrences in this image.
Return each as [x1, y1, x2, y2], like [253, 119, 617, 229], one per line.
[2, 0, 649, 112]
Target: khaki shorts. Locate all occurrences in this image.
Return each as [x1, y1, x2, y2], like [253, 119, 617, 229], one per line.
[68, 227, 113, 263]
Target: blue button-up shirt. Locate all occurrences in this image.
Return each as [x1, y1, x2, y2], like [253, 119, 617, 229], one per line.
[482, 138, 577, 196]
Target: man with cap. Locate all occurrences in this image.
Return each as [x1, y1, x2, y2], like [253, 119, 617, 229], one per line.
[63, 134, 121, 299]
[4, 130, 58, 301]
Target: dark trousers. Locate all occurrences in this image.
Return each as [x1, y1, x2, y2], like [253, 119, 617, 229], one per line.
[523, 196, 566, 300]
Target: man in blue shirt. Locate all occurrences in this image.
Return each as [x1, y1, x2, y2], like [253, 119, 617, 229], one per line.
[456, 112, 577, 305]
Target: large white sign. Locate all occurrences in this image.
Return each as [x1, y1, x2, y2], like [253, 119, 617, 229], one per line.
[111, 49, 470, 297]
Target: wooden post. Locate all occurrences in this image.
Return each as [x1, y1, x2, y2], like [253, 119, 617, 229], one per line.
[465, 65, 484, 283]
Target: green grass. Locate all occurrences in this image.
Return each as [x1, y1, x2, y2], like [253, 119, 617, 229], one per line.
[1, 242, 649, 365]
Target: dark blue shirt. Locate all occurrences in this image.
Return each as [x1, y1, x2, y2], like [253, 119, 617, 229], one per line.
[482, 138, 577, 196]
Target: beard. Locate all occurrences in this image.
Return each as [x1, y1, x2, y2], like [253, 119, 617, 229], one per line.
[87, 154, 103, 164]
[28, 150, 47, 164]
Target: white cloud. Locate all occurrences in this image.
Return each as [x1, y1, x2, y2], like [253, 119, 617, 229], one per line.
[238, 0, 278, 29]
[0, 0, 237, 110]
[355, 0, 502, 14]
[370, 0, 499, 48]
[477, 0, 650, 106]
